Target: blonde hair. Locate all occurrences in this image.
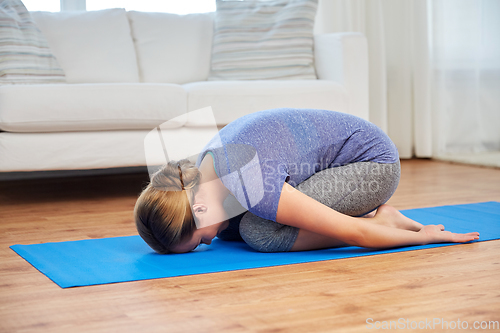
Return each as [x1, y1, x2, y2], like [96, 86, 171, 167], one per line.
[134, 159, 201, 254]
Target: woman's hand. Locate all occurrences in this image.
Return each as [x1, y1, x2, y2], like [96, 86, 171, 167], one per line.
[418, 224, 480, 244]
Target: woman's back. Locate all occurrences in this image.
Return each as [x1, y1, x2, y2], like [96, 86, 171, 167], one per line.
[196, 108, 399, 221]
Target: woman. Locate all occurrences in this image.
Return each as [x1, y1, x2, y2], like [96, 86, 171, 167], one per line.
[134, 108, 479, 254]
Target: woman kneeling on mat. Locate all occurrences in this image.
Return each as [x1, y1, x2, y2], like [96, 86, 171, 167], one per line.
[134, 108, 479, 254]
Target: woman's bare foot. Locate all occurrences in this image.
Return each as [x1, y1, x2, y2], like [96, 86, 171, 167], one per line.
[370, 204, 424, 231]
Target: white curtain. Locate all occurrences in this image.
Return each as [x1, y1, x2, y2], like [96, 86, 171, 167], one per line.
[431, 0, 500, 156]
[315, 0, 389, 137]
[315, 0, 500, 160]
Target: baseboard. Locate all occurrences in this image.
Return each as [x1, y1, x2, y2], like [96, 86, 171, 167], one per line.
[0, 166, 149, 181]
[433, 152, 500, 169]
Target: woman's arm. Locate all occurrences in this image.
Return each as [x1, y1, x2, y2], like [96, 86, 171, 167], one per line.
[290, 228, 349, 251]
[276, 183, 479, 249]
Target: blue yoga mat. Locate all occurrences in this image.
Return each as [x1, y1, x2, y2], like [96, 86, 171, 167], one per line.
[10, 202, 500, 288]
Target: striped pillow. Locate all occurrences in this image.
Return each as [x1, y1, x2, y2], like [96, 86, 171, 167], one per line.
[208, 0, 318, 81]
[0, 0, 65, 84]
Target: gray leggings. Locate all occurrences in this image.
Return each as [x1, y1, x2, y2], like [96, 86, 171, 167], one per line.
[238, 160, 401, 252]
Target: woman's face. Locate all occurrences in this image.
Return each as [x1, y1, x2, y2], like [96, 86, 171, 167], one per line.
[170, 220, 229, 253]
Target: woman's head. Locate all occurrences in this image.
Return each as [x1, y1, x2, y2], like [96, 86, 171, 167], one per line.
[134, 159, 201, 254]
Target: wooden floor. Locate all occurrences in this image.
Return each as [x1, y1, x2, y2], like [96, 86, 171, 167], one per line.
[1, 159, 499, 333]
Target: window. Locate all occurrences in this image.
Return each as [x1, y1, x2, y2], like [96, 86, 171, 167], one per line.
[86, 0, 215, 14]
[22, 0, 215, 14]
[431, 0, 500, 69]
[22, 0, 60, 12]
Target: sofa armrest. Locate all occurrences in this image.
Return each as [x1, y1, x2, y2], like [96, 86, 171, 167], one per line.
[314, 32, 369, 120]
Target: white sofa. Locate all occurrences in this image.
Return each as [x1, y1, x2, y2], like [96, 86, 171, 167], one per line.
[0, 8, 368, 176]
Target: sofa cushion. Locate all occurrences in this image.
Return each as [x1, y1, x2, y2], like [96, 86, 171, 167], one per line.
[0, 83, 186, 132]
[208, 0, 318, 81]
[0, 0, 65, 84]
[30, 9, 139, 83]
[184, 80, 348, 126]
[0, 127, 216, 171]
[128, 11, 213, 84]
